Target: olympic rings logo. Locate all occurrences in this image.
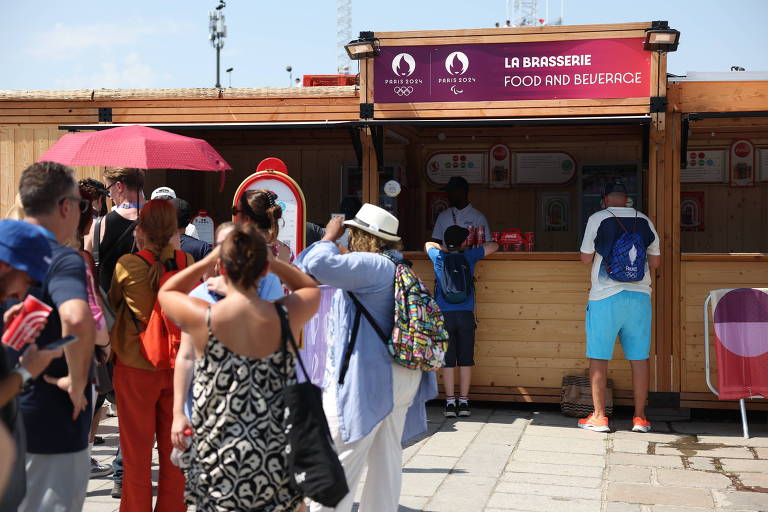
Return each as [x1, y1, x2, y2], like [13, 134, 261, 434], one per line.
[393, 86, 414, 96]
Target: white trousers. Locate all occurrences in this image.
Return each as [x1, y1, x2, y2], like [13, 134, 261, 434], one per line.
[311, 363, 421, 512]
[18, 448, 90, 512]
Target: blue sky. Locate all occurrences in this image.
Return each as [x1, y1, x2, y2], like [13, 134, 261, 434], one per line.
[2, 0, 766, 90]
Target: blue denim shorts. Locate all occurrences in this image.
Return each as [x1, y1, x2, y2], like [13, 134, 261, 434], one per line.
[585, 290, 651, 360]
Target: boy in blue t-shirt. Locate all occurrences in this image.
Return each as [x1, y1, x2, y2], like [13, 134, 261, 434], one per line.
[426, 225, 498, 417]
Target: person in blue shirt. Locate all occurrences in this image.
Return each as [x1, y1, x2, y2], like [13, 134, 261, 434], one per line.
[425, 225, 498, 418]
[302, 204, 437, 512]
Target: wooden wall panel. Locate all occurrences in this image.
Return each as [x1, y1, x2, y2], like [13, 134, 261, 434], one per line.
[0, 125, 101, 216]
[410, 257, 636, 396]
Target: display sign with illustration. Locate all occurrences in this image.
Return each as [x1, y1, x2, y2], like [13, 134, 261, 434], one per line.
[730, 140, 755, 188]
[681, 191, 705, 232]
[515, 152, 575, 184]
[541, 192, 570, 232]
[425, 151, 487, 184]
[232, 158, 306, 257]
[681, 149, 727, 183]
[758, 148, 768, 182]
[374, 38, 651, 103]
[426, 191, 449, 230]
[488, 144, 512, 188]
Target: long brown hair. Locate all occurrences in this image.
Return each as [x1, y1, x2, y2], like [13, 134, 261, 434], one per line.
[238, 189, 282, 243]
[221, 224, 268, 290]
[137, 199, 177, 291]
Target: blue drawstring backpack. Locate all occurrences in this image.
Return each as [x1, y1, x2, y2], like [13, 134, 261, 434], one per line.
[604, 210, 646, 282]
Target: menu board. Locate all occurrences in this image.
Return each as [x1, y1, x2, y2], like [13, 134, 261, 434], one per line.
[681, 149, 727, 183]
[425, 151, 487, 184]
[515, 152, 575, 184]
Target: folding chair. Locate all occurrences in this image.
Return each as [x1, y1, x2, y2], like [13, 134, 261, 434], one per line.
[704, 288, 768, 439]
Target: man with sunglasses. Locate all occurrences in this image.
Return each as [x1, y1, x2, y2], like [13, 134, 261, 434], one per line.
[6, 161, 97, 512]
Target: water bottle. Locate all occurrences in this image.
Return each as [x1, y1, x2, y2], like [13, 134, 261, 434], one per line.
[170, 427, 193, 467]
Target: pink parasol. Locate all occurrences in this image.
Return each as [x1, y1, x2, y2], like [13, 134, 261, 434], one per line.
[38, 125, 231, 190]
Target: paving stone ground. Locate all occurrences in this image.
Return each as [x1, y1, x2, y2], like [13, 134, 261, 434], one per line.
[84, 404, 768, 512]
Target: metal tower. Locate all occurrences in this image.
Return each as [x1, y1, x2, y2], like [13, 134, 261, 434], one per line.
[337, 0, 352, 74]
[512, 0, 538, 27]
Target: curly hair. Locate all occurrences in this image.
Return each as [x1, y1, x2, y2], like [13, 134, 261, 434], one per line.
[347, 227, 402, 254]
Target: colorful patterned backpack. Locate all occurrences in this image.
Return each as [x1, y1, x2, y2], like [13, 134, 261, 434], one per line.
[338, 253, 448, 384]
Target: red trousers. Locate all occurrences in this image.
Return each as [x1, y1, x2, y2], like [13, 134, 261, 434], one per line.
[114, 361, 186, 512]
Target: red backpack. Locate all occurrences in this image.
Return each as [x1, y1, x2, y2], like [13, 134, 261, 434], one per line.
[135, 249, 188, 370]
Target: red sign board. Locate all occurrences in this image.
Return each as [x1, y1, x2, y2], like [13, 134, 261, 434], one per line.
[374, 38, 651, 103]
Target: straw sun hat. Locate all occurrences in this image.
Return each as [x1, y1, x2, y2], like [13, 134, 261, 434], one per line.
[343, 203, 401, 242]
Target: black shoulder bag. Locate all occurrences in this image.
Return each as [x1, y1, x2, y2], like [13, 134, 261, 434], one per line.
[274, 303, 349, 507]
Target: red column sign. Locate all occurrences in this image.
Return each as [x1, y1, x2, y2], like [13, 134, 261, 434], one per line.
[232, 158, 307, 256]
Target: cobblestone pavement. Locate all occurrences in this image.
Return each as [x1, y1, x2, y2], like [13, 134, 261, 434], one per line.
[84, 405, 768, 512]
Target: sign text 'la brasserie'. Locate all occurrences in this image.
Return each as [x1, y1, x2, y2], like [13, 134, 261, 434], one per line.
[503, 53, 643, 87]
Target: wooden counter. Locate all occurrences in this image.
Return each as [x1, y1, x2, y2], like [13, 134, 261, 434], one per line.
[403, 251, 640, 404]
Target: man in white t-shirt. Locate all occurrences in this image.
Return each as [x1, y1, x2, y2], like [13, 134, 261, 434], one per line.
[431, 177, 491, 244]
[578, 182, 661, 434]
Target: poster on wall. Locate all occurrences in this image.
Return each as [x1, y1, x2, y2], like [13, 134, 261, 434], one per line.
[540, 192, 570, 232]
[488, 144, 512, 188]
[681, 149, 727, 183]
[427, 191, 449, 231]
[232, 159, 306, 257]
[516, 152, 576, 184]
[758, 148, 768, 182]
[730, 140, 755, 187]
[425, 151, 487, 184]
[680, 191, 705, 232]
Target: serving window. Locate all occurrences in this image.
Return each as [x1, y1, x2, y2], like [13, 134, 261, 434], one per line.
[382, 123, 649, 252]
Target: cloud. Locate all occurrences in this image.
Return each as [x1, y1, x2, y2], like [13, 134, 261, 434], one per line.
[26, 21, 170, 60]
[54, 53, 164, 89]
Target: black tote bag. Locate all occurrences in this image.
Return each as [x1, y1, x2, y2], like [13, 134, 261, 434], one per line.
[275, 303, 349, 507]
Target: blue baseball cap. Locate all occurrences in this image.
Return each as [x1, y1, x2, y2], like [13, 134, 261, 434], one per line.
[0, 220, 52, 283]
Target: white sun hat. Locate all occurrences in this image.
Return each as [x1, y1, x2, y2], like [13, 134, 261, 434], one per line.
[343, 203, 401, 242]
[151, 186, 176, 200]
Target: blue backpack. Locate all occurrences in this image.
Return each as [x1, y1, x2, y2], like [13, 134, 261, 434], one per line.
[438, 252, 472, 304]
[605, 210, 647, 282]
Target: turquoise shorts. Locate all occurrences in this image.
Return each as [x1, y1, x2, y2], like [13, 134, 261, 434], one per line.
[585, 290, 651, 361]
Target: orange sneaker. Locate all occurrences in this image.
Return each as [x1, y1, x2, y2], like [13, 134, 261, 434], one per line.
[632, 417, 651, 433]
[577, 413, 610, 432]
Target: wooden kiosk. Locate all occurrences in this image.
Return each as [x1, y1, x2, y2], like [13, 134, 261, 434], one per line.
[1, 22, 766, 409]
[354, 22, 674, 406]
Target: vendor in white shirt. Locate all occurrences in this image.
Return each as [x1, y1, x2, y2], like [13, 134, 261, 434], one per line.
[431, 176, 491, 244]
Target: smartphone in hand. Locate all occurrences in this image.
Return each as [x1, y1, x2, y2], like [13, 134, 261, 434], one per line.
[44, 335, 79, 351]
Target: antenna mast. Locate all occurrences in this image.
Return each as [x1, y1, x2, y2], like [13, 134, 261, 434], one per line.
[337, 0, 353, 74]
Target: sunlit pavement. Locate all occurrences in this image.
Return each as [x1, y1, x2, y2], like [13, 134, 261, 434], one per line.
[84, 404, 768, 511]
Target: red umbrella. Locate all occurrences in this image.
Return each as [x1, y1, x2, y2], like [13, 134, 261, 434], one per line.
[39, 125, 231, 172]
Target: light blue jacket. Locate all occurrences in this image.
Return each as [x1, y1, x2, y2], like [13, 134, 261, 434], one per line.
[300, 241, 437, 444]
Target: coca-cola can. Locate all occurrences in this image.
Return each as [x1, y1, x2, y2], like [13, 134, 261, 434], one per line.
[513, 242, 523, 252]
[492, 232, 500, 243]
[477, 226, 485, 246]
[524, 232, 535, 243]
[2, 295, 53, 350]
[525, 242, 535, 252]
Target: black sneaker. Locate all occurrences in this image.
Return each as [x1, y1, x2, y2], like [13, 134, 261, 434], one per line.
[111, 481, 122, 499]
[458, 401, 471, 417]
[444, 401, 457, 418]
